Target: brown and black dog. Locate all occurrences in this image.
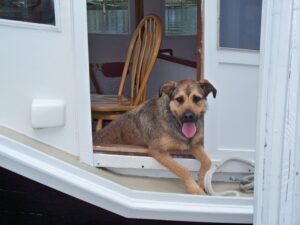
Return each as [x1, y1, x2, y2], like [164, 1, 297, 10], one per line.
[93, 79, 217, 194]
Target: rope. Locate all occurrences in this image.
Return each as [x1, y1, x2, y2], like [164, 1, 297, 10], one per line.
[204, 157, 255, 196]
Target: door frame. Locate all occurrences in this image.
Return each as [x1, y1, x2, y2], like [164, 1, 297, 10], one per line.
[72, 0, 93, 165]
[254, 0, 300, 224]
[196, 0, 204, 80]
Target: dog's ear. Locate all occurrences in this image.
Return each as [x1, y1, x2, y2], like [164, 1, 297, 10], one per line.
[198, 80, 217, 98]
[159, 80, 177, 97]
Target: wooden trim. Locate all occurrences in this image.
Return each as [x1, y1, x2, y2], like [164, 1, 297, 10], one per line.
[196, 0, 205, 143]
[157, 53, 197, 68]
[94, 144, 149, 156]
[93, 144, 193, 157]
[196, 0, 204, 80]
[135, 0, 144, 27]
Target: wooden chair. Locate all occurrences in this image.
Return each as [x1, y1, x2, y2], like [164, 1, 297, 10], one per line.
[91, 14, 163, 131]
[89, 64, 102, 94]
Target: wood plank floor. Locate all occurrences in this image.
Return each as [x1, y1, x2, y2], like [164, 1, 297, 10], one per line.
[0, 167, 252, 225]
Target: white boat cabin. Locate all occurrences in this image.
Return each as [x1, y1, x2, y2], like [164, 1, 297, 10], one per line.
[0, 0, 299, 224]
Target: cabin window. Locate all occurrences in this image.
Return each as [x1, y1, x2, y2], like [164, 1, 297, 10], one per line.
[87, 0, 129, 34]
[164, 0, 197, 36]
[219, 0, 262, 50]
[0, 0, 55, 25]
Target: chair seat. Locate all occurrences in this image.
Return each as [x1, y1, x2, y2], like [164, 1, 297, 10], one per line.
[91, 94, 136, 112]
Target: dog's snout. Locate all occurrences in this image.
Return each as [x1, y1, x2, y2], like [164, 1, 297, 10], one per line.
[183, 111, 195, 122]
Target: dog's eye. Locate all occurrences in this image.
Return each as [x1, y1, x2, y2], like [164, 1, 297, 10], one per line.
[193, 96, 201, 103]
[175, 96, 184, 104]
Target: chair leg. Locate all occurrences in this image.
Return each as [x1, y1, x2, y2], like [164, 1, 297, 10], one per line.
[89, 64, 102, 94]
[95, 119, 103, 132]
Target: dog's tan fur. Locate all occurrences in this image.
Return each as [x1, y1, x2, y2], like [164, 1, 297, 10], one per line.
[93, 79, 217, 194]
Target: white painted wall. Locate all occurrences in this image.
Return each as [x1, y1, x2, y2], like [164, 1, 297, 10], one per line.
[0, 0, 92, 158]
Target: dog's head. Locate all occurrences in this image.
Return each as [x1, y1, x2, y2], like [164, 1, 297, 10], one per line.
[159, 79, 217, 139]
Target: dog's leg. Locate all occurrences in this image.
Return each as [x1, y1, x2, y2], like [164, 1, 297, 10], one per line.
[191, 146, 212, 190]
[148, 149, 205, 195]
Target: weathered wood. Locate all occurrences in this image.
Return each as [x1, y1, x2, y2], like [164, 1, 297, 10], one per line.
[93, 144, 193, 158]
[135, 0, 144, 26]
[91, 94, 134, 112]
[254, 0, 300, 225]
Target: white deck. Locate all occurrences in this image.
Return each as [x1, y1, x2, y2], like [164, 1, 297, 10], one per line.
[0, 125, 253, 223]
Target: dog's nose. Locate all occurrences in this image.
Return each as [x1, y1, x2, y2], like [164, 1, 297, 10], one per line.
[183, 111, 195, 122]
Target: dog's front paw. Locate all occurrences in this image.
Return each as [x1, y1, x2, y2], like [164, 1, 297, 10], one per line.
[197, 179, 205, 190]
[185, 180, 206, 195]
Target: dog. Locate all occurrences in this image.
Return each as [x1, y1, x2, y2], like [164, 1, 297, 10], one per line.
[93, 79, 217, 195]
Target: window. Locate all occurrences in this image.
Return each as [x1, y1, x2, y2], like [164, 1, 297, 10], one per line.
[0, 0, 55, 25]
[219, 0, 262, 50]
[165, 0, 197, 36]
[87, 0, 129, 34]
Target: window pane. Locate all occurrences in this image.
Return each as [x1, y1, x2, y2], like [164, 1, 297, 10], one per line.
[87, 0, 129, 34]
[219, 0, 262, 50]
[165, 0, 197, 36]
[0, 0, 55, 25]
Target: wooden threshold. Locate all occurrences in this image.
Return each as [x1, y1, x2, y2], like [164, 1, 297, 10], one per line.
[93, 144, 193, 158]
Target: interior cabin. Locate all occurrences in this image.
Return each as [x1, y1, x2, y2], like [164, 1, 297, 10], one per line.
[0, 0, 299, 224]
[88, 0, 260, 180]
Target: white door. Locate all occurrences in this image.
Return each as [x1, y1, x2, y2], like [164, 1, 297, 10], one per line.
[204, 0, 261, 162]
[0, 0, 92, 163]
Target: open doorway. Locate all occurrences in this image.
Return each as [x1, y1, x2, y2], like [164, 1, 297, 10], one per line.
[86, 0, 262, 196]
[86, 0, 204, 171]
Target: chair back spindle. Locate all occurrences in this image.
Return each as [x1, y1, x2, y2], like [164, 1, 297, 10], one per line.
[117, 15, 162, 106]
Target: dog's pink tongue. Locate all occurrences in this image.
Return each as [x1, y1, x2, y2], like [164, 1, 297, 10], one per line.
[182, 123, 197, 138]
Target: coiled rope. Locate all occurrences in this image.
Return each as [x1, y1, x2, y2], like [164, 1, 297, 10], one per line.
[204, 157, 255, 196]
